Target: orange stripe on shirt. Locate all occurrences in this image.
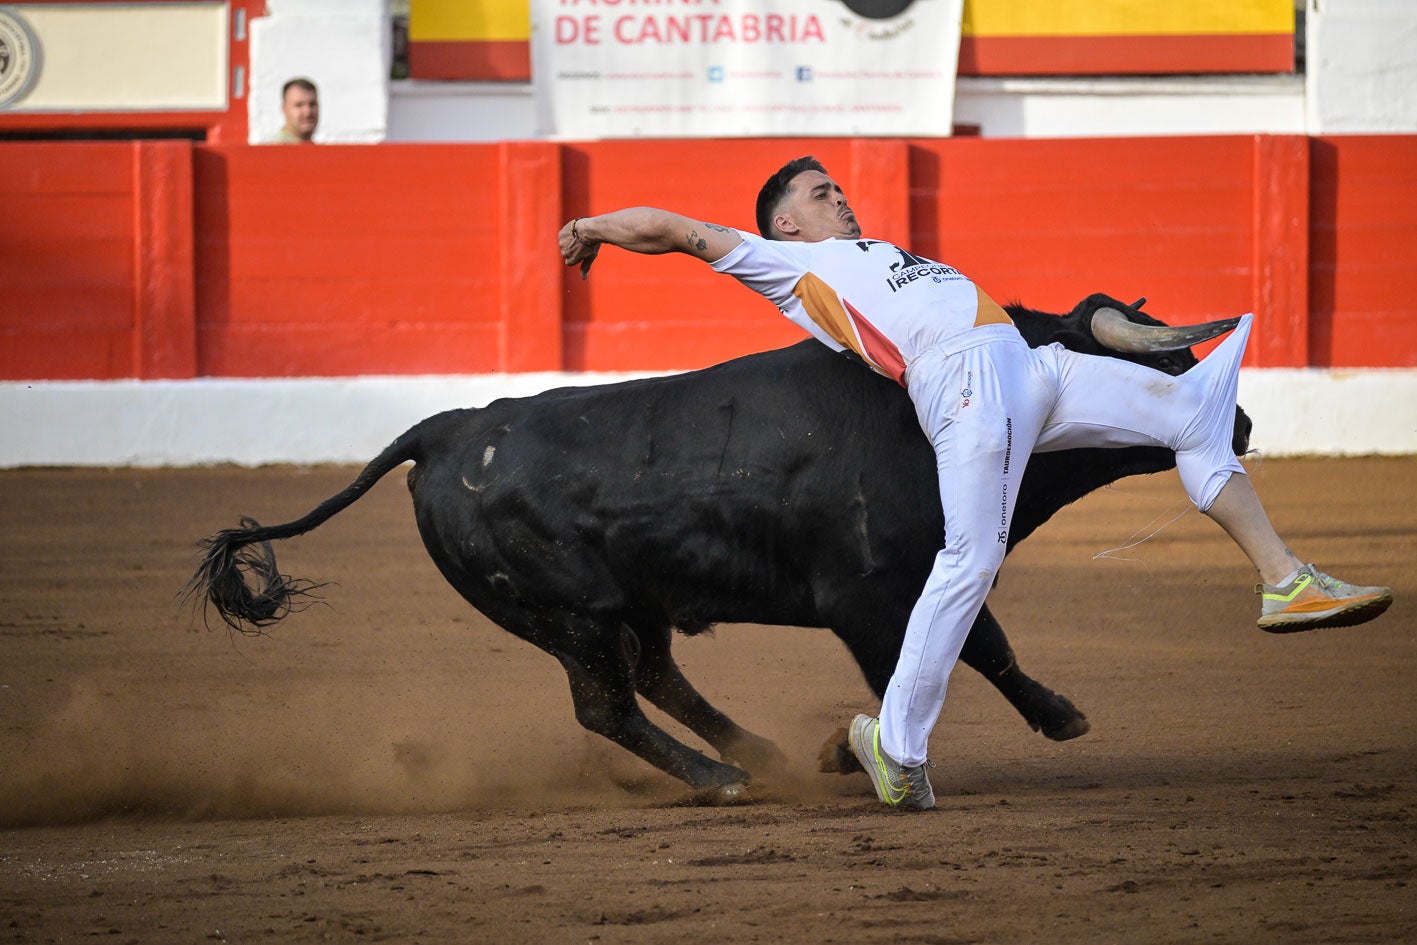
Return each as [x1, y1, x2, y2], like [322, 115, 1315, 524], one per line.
[794, 273, 1010, 387]
[793, 272, 907, 384]
[975, 287, 1012, 327]
[793, 272, 867, 354]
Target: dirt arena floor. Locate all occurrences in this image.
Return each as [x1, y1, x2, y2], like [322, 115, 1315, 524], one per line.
[1, 457, 1413, 944]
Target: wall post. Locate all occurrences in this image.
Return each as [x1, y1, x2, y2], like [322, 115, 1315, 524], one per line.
[132, 140, 197, 379]
[498, 141, 564, 371]
[1250, 134, 1310, 367]
[849, 138, 911, 249]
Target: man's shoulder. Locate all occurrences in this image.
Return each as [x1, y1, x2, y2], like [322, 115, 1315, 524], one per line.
[267, 126, 306, 144]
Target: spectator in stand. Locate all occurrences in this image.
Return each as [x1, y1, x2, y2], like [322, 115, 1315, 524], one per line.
[270, 78, 319, 144]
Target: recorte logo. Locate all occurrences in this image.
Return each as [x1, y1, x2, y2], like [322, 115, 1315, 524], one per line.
[0, 6, 39, 108]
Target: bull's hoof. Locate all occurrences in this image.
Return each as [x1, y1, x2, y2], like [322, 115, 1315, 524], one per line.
[1028, 696, 1090, 741]
[717, 780, 747, 800]
[817, 726, 863, 775]
[1041, 713, 1090, 741]
[681, 780, 753, 806]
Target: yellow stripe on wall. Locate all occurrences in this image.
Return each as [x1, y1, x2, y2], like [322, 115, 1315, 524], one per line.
[409, 0, 529, 42]
[962, 0, 1293, 38]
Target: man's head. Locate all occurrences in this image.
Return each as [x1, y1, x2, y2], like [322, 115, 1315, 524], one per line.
[755, 156, 861, 242]
[280, 78, 319, 141]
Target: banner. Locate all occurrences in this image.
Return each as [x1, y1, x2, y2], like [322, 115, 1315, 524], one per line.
[531, 0, 963, 139]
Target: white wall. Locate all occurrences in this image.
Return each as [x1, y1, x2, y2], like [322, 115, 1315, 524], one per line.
[1, 375, 654, 467]
[248, 0, 391, 144]
[3, 370, 1415, 467]
[953, 75, 1307, 138]
[1306, 0, 1417, 133]
[386, 80, 538, 143]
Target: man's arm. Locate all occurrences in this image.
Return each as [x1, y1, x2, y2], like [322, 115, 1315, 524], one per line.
[558, 207, 743, 280]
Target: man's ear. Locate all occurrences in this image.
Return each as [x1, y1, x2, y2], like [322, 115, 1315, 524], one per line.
[772, 212, 798, 238]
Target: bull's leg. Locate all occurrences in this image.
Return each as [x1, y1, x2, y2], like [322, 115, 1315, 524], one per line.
[818, 603, 1090, 773]
[628, 624, 788, 774]
[458, 590, 750, 795]
[958, 604, 1089, 741]
[818, 608, 911, 775]
[553, 620, 751, 795]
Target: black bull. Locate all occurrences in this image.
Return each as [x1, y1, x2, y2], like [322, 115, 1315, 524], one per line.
[188, 293, 1251, 798]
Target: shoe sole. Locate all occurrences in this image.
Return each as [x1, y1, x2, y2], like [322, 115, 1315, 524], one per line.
[1258, 593, 1392, 633]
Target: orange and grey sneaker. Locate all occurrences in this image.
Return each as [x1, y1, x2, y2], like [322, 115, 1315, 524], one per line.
[847, 714, 935, 811]
[1256, 564, 1392, 633]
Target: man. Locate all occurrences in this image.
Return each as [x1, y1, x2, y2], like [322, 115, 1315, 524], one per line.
[270, 77, 318, 144]
[557, 156, 1393, 811]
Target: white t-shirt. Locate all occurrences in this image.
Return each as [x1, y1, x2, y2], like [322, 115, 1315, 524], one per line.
[712, 230, 1013, 385]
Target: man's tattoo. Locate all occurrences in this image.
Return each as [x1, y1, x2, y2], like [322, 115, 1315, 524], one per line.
[687, 229, 708, 251]
[703, 222, 734, 234]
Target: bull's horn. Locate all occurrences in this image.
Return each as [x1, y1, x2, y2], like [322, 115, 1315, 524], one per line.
[1091, 307, 1242, 353]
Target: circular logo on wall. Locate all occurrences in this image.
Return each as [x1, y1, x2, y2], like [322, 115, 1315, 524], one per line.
[0, 6, 40, 108]
[839, 0, 917, 19]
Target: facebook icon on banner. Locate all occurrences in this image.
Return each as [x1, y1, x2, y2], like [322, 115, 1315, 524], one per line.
[795, 66, 813, 82]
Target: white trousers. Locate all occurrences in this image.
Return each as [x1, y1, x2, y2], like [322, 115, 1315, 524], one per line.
[879, 315, 1253, 766]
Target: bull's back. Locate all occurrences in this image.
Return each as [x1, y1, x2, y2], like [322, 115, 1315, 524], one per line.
[404, 343, 940, 627]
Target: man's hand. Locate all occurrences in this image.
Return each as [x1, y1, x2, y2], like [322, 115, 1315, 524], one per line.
[559, 218, 600, 280]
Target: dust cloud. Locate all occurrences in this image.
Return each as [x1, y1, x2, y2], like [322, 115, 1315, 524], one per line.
[0, 629, 858, 828]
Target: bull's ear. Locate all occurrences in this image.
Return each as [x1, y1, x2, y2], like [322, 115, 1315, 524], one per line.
[1092, 307, 1241, 353]
[1129, 297, 1148, 310]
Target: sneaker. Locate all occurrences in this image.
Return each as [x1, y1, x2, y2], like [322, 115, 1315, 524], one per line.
[847, 714, 935, 811]
[1256, 564, 1392, 633]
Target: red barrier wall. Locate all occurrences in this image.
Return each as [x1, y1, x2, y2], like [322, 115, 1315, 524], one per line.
[194, 144, 508, 376]
[1310, 136, 1417, 368]
[3, 135, 1414, 380]
[0, 140, 195, 380]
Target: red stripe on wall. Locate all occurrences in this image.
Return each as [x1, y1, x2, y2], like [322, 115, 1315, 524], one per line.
[958, 33, 1294, 76]
[408, 40, 531, 81]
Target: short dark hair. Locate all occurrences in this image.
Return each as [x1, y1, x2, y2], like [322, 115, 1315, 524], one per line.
[755, 156, 828, 239]
[282, 77, 317, 100]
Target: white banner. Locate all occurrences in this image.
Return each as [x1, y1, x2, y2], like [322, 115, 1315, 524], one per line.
[531, 0, 963, 139]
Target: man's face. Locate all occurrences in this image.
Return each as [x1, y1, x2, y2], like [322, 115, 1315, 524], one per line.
[773, 170, 861, 242]
[282, 86, 319, 139]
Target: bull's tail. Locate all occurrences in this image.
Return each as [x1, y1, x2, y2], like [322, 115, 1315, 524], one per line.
[184, 426, 425, 635]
